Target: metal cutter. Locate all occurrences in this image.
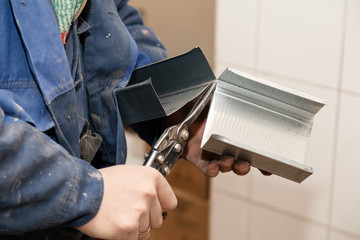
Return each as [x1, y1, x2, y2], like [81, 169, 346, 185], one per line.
[143, 81, 216, 177]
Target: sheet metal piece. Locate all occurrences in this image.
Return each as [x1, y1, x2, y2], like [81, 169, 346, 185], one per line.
[201, 68, 326, 183]
[115, 47, 215, 125]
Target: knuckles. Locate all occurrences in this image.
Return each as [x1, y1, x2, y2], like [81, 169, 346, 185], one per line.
[114, 218, 139, 237]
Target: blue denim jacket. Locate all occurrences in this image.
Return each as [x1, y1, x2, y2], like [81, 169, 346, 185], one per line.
[0, 0, 166, 237]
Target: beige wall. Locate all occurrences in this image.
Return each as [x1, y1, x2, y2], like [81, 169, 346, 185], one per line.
[129, 0, 215, 66]
[126, 1, 215, 240]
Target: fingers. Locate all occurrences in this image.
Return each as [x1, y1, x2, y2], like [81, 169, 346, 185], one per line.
[139, 168, 176, 237]
[196, 153, 251, 177]
[259, 169, 272, 176]
[76, 165, 177, 240]
[206, 160, 220, 177]
[137, 169, 177, 240]
[138, 226, 151, 240]
[219, 156, 234, 172]
[137, 169, 175, 240]
[154, 169, 178, 212]
[219, 158, 270, 176]
[233, 160, 251, 175]
[217, 156, 251, 176]
[138, 204, 150, 238]
[149, 198, 163, 230]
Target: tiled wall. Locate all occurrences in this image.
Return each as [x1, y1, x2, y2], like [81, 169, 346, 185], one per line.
[210, 0, 360, 240]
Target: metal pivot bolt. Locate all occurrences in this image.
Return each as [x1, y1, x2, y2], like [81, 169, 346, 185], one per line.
[179, 129, 189, 141]
[173, 143, 182, 153]
[162, 165, 171, 176]
[157, 155, 165, 165]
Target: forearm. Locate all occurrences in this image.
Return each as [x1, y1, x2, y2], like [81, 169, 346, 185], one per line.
[0, 108, 103, 234]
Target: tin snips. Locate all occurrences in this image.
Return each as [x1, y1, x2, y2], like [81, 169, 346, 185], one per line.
[143, 81, 216, 177]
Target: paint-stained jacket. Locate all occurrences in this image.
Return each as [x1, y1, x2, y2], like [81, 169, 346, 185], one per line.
[0, 0, 166, 238]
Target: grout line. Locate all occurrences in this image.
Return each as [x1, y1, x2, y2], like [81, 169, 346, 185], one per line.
[330, 226, 360, 240]
[326, 0, 349, 239]
[256, 69, 337, 92]
[217, 59, 360, 98]
[215, 188, 328, 228]
[245, 1, 262, 239]
[246, 172, 254, 240]
[219, 59, 336, 91]
[341, 88, 360, 98]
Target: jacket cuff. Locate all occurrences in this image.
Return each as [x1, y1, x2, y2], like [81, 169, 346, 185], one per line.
[63, 159, 104, 228]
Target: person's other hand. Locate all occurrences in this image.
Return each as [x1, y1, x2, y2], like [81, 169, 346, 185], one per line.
[76, 165, 177, 240]
[166, 101, 253, 178]
[181, 107, 251, 178]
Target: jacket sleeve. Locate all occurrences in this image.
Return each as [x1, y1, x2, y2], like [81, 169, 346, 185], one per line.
[0, 106, 103, 234]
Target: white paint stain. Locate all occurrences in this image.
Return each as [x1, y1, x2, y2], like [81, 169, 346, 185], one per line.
[141, 29, 150, 36]
[17, 190, 21, 204]
[88, 172, 102, 181]
[82, 193, 88, 199]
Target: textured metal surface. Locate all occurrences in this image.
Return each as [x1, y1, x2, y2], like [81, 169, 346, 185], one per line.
[201, 68, 326, 183]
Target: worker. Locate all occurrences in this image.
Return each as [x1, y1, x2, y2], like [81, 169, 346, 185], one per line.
[0, 0, 251, 239]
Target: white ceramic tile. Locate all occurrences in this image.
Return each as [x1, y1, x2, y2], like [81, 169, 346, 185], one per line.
[215, 0, 257, 68]
[251, 206, 327, 240]
[211, 170, 252, 199]
[210, 192, 250, 240]
[341, 0, 360, 95]
[330, 231, 360, 240]
[258, 0, 344, 88]
[251, 81, 337, 224]
[332, 94, 360, 235]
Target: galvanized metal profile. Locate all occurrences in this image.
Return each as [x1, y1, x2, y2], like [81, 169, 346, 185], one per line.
[201, 68, 326, 183]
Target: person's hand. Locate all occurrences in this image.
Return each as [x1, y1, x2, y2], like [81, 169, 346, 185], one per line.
[165, 97, 273, 178]
[181, 106, 251, 178]
[76, 165, 177, 240]
[165, 101, 252, 178]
